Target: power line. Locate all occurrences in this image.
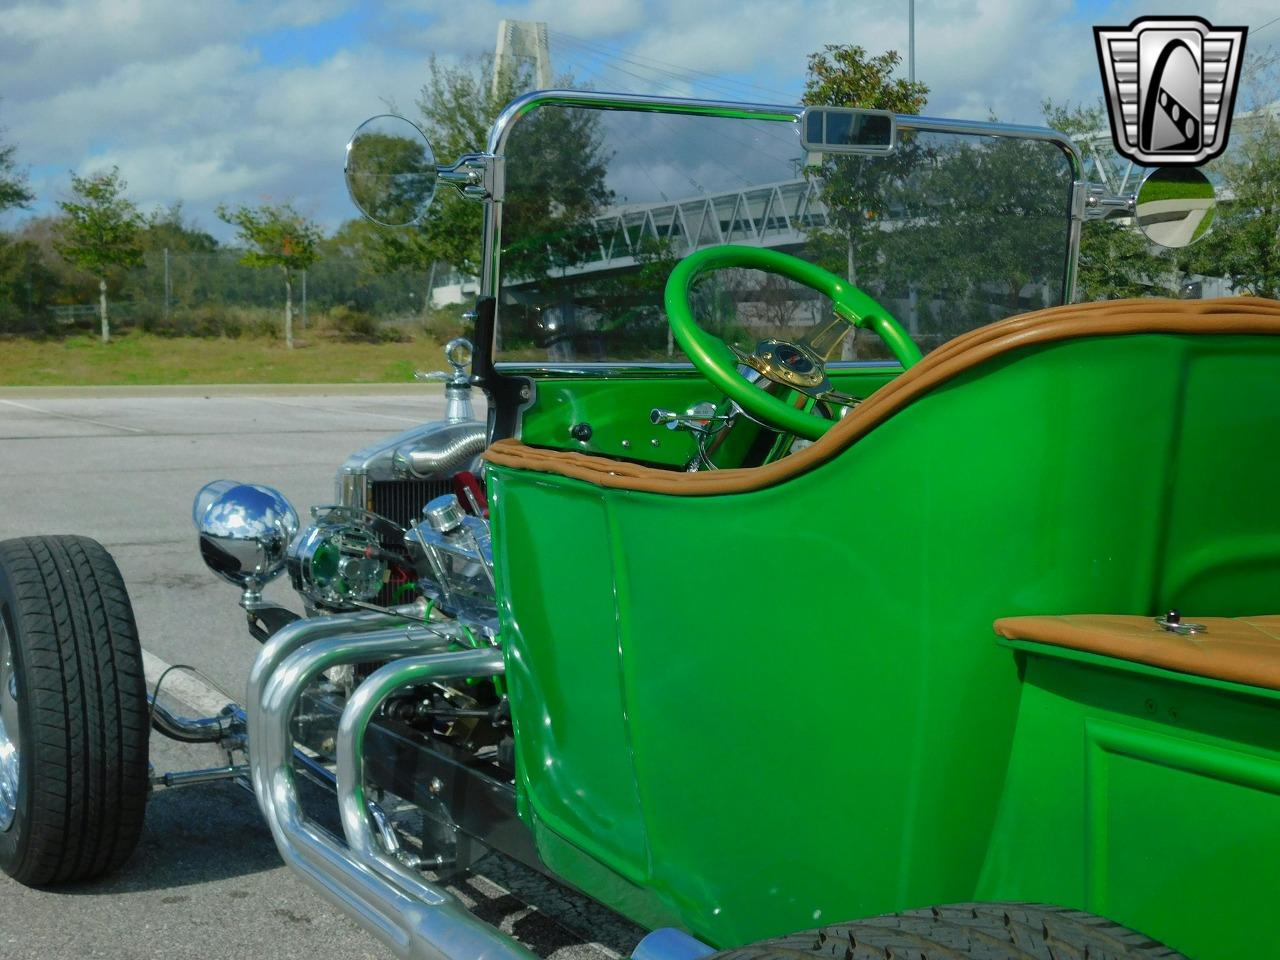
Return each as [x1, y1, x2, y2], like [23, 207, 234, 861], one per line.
[543, 32, 809, 201]
[565, 47, 798, 168]
[551, 47, 803, 192]
[555, 34, 746, 101]
[548, 32, 805, 160]
[552, 40, 803, 161]
[1253, 13, 1280, 35]
[551, 30, 799, 102]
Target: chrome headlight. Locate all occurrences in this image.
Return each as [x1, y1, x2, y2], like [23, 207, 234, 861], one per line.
[287, 508, 389, 609]
[193, 480, 299, 597]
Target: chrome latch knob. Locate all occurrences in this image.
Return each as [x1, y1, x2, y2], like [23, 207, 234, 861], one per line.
[1155, 610, 1207, 635]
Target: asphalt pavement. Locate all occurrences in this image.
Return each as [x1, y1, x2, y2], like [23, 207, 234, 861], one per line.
[0, 386, 643, 960]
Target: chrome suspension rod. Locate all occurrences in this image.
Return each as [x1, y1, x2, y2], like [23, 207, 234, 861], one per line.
[149, 698, 236, 744]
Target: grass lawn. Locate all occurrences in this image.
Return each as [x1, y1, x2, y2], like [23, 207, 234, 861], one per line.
[1138, 171, 1216, 203]
[0, 332, 444, 386]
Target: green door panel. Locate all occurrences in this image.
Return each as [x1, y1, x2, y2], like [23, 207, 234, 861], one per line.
[490, 481, 650, 872]
[980, 650, 1280, 959]
[1157, 347, 1280, 611]
[488, 331, 1280, 951]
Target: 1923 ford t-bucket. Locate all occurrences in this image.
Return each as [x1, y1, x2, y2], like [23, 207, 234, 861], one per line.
[2, 89, 1278, 960]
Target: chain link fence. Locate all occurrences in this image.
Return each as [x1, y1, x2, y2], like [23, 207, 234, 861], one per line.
[0, 247, 464, 343]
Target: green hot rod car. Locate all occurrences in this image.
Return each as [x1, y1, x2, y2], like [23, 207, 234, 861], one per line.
[2, 90, 1278, 960]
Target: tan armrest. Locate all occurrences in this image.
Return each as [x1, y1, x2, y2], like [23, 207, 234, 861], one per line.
[995, 614, 1280, 691]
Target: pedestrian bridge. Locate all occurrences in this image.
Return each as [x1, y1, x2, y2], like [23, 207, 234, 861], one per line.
[548, 178, 828, 278]
[429, 178, 826, 304]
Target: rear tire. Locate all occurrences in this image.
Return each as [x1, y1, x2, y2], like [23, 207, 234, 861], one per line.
[0, 535, 150, 885]
[711, 902, 1186, 960]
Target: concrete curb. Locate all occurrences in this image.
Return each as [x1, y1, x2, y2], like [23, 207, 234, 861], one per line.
[0, 383, 438, 399]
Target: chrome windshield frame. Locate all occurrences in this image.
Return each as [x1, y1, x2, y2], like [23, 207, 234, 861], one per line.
[478, 89, 1085, 374]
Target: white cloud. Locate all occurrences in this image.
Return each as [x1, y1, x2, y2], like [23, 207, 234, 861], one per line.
[5, 28, 430, 234]
[1, 0, 1275, 239]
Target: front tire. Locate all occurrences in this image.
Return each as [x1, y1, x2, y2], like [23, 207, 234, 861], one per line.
[0, 535, 150, 885]
[712, 903, 1185, 960]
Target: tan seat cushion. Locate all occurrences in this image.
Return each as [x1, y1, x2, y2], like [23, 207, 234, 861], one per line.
[994, 614, 1280, 691]
[483, 296, 1280, 496]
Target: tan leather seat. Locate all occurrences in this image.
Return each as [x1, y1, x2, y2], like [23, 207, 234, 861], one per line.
[994, 614, 1280, 691]
[484, 296, 1280, 495]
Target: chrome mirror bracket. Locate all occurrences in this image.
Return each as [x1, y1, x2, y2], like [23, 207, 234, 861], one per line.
[437, 154, 501, 201]
[1078, 181, 1136, 221]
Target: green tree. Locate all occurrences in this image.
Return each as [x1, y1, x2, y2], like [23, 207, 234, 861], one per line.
[801, 45, 928, 357]
[0, 122, 33, 215]
[142, 201, 218, 254]
[366, 55, 611, 300]
[1041, 99, 1174, 299]
[0, 239, 58, 334]
[1180, 106, 1280, 298]
[892, 132, 1075, 334]
[54, 167, 144, 343]
[802, 45, 929, 113]
[114, 202, 221, 327]
[358, 54, 514, 286]
[216, 202, 321, 347]
[0, 114, 42, 333]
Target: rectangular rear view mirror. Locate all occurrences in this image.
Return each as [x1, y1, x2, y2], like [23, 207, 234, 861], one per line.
[800, 107, 897, 155]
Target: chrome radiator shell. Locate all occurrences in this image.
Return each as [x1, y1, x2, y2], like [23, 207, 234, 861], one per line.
[337, 420, 487, 513]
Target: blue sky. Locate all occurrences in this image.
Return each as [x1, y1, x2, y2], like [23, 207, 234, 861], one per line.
[1, 0, 1275, 239]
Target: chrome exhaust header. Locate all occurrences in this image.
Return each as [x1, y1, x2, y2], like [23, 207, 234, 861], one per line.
[247, 609, 535, 960]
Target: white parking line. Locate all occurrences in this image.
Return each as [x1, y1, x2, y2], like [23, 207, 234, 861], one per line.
[0, 398, 149, 434]
[253, 395, 427, 425]
[142, 648, 236, 717]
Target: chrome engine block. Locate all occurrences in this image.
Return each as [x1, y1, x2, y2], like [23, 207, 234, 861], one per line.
[407, 494, 497, 630]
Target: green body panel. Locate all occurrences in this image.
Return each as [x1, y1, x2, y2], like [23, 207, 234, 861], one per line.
[515, 368, 899, 464]
[488, 331, 1280, 954]
[980, 646, 1280, 959]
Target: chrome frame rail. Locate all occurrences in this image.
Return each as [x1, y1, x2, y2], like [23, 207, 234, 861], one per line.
[248, 610, 536, 960]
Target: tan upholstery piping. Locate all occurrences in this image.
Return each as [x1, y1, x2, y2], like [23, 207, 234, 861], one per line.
[483, 297, 1280, 496]
[994, 614, 1280, 692]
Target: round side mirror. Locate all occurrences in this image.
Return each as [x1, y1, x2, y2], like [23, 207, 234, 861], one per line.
[1135, 167, 1216, 248]
[345, 115, 438, 227]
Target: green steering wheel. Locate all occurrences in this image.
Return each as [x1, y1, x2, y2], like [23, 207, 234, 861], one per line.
[664, 245, 922, 442]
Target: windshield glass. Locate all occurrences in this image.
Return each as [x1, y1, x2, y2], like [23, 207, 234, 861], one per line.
[495, 104, 1076, 366]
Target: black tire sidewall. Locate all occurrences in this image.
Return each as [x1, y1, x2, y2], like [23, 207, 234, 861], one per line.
[0, 536, 151, 885]
[0, 576, 36, 875]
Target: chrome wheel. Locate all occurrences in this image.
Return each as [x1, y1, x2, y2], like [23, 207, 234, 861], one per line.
[0, 618, 19, 832]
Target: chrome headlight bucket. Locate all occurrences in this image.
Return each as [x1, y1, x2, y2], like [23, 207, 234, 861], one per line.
[193, 480, 299, 602]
